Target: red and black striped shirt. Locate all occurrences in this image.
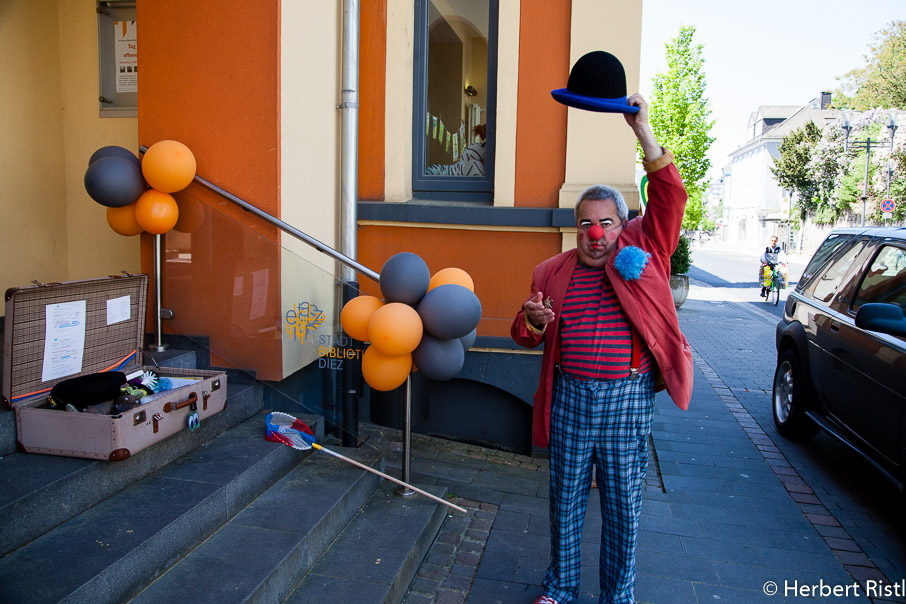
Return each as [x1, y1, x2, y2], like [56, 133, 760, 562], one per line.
[559, 263, 653, 380]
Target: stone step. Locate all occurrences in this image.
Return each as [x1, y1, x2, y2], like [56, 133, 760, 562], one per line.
[0, 411, 317, 604]
[131, 445, 384, 603]
[0, 381, 263, 558]
[285, 480, 450, 604]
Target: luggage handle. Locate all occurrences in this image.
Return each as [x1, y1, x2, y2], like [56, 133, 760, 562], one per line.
[163, 392, 198, 413]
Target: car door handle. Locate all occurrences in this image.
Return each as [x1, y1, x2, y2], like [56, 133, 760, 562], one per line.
[830, 323, 840, 333]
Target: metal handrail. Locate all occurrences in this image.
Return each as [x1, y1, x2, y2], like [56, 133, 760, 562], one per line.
[138, 146, 380, 283]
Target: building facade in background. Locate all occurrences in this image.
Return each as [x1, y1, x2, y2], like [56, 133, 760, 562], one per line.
[723, 95, 841, 249]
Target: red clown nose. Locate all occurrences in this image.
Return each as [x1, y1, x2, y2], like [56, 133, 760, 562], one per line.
[587, 224, 605, 240]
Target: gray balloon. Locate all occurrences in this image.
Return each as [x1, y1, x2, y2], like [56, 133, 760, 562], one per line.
[89, 145, 141, 170]
[413, 333, 465, 381]
[84, 156, 146, 208]
[460, 328, 477, 352]
[379, 252, 430, 305]
[417, 284, 481, 339]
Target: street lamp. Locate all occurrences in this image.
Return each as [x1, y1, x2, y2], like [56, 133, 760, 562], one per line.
[839, 110, 898, 226]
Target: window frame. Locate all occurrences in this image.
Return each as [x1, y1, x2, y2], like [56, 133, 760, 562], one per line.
[411, 0, 499, 202]
[97, 1, 138, 117]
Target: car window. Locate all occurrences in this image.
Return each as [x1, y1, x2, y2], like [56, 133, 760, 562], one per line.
[811, 241, 866, 304]
[852, 245, 906, 312]
[798, 234, 855, 290]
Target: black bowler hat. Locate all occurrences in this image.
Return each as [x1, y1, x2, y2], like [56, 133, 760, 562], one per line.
[551, 51, 639, 114]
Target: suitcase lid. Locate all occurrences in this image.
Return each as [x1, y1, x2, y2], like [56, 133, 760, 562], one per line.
[3, 273, 148, 409]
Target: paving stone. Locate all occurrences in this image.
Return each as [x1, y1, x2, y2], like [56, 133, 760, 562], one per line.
[814, 523, 852, 539]
[403, 591, 435, 604]
[805, 512, 840, 526]
[450, 563, 476, 578]
[825, 536, 863, 552]
[847, 565, 889, 582]
[443, 574, 472, 591]
[464, 577, 536, 602]
[633, 572, 699, 603]
[637, 529, 684, 556]
[835, 550, 874, 567]
[636, 550, 721, 583]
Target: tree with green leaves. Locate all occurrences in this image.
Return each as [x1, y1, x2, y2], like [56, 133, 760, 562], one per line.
[771, 121, 822, 217]
[833, 20, 906, 110]
[681, 191, 704, 231]
[647, 25, 716, 221]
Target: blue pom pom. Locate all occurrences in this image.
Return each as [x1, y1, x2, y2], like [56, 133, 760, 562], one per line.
[614, 246, 651, 281]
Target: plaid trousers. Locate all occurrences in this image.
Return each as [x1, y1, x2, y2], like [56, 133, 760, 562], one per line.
[542, 371, 654, 604]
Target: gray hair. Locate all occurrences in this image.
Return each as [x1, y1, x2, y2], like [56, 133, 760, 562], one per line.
[575, 185, 629, 222]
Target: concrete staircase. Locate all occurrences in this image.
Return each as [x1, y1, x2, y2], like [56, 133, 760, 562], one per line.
[0, 344, 448, 603]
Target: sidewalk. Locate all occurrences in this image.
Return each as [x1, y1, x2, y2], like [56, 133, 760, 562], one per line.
[364, 281, 904, 603]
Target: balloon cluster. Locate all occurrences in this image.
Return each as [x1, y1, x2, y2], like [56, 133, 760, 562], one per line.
[84, 141, 197, 236]
[341, 253, 481, 392]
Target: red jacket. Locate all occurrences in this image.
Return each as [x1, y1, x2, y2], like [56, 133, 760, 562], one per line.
[511, 153, 693, 448]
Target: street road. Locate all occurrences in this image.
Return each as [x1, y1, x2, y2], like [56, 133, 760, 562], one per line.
[686, 245, 809, 319]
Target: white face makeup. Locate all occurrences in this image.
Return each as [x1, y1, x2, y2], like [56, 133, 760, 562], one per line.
[576, 198, 623, 268]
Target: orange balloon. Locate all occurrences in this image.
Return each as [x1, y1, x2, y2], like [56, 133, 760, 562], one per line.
[428, 267, 474, 292]
[134, 189, 179, 234]
[361, 346, 411, 391]
[340, 295, 384, 341]
[142, 140, 197, 193]
[173, 196, 205, 233]
[106, 203, 143, 236]
[368, 302, 423, 356]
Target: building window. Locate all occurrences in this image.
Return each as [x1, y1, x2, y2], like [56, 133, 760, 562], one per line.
[412, 0, 498, 201]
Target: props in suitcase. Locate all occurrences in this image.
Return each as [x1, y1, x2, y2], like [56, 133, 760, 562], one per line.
[3, 273, 227, 460]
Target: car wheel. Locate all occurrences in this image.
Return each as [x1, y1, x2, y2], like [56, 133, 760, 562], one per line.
[773, 350, 819, 439]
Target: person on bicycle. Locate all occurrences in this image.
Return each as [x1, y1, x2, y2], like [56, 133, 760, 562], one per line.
[760, 235, 787, 297]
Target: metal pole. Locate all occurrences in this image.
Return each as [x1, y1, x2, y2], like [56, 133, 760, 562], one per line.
[339, 0, 361, 447]
[396, 374, 415, 498]
[340, 0, 360, 286]
[149, 234, 168, 352]
[862, 138, 871, 226]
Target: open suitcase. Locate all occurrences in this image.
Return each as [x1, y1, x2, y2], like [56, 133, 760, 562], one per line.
[3, 273, 227, 461]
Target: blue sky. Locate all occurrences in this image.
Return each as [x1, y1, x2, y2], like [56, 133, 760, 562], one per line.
[639, 0, 906, 182]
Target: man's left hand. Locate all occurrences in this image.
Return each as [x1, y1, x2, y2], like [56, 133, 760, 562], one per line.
[624, 94, 662, 162]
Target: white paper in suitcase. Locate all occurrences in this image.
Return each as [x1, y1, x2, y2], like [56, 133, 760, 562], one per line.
[3, 273, 228, 461]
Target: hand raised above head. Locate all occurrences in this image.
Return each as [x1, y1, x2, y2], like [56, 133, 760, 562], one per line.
[624, 94, 663, 162]
[623, 93, 649, 129]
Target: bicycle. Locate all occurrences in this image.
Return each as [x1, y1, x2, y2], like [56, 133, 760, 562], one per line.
[761, 263, 784, 306]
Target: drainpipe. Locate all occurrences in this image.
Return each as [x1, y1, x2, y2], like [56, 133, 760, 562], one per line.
[339, 0, 360, 447]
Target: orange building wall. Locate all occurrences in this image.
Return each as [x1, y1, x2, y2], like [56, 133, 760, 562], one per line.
[356, 226, 562, 338]
[354, 1, 573, 340]
[138, 1, 283, 379]
[359, 0, 387, 201]
[514, 1, 570, 207]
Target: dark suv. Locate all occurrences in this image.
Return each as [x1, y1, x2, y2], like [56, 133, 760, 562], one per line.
[773, 227, 906, 489]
